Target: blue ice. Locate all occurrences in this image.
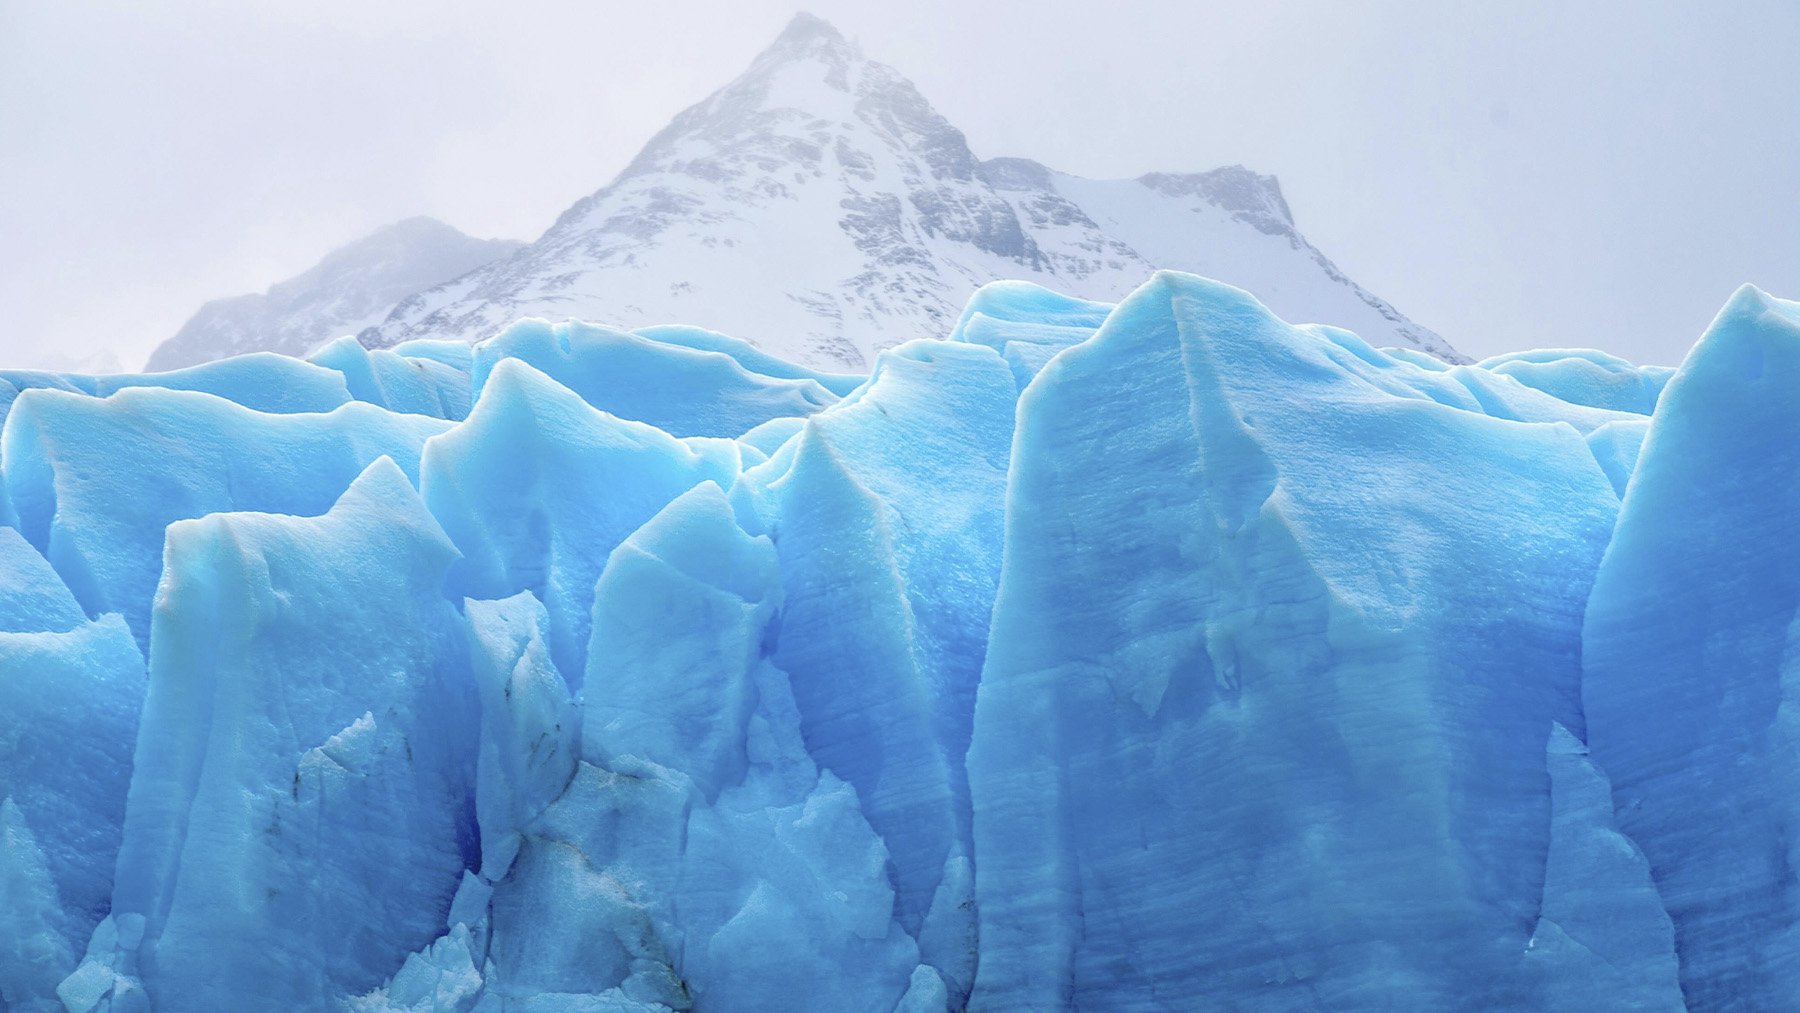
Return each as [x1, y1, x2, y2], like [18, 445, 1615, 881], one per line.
[0, 272, 1788, 1011]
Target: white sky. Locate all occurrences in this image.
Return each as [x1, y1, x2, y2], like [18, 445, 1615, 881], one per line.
[1, 0, 1794, 369]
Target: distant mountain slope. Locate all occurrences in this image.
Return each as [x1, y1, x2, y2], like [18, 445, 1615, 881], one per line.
[361, 14, 1461, 367]
[986, 161, 1455, 359]
[147, 217, 521, 370]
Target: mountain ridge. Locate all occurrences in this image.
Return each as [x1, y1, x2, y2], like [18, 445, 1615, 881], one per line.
[146, 217, 522, 370]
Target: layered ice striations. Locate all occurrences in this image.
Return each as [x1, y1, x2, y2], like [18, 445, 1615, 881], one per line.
[968, 275, 1624, 1008]
[0, 274, 1777, 1011]
[109, 458, 478, 1008]
[1581, 285, 1800, 1009]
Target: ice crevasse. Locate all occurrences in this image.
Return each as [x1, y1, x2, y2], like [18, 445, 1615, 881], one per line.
[0, 272, 1788, 1011]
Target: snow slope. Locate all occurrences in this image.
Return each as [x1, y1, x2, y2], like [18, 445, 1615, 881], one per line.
[359, 14, 1460, 367]
[2, 273, 1769, 1010]
[146, 218, 521, 370]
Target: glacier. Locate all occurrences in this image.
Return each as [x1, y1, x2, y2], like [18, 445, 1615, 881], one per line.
[0, 271, 1787, 1011]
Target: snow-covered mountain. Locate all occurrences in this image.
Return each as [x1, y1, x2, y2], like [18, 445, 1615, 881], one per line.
[155, 15, 1459, 371]
[146, 217, 521, 370]
[361, 14, 1459, 366]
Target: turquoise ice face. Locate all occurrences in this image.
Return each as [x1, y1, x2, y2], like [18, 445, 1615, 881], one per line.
[0, 272, 1781, 1012]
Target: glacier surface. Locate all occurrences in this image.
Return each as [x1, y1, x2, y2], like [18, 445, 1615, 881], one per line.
[0, 272, 1785, 1011]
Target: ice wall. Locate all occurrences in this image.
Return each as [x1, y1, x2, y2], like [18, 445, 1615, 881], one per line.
[966, 275, 1628, 1008]
[0, 276, 1775, 1011]
[1582, 285, 1800, 1009]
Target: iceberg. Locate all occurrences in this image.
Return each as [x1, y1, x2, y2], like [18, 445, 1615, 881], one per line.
[1581, 284, 1800, 1009]
[0, 529, 144, 1008]
[103, 459, 479, 1009]
[967, 274, 1622, 1008]
[1, 386, 451, 648]
[0, 353, 353, 429]
[943, 281, 1113, 389]
[1477, 348, 1674, 415]
[310, 337, 474, 421]
[0, 273, 1789, 1010]
[418, 358, 744, 686]
[468, 320, 841, 439]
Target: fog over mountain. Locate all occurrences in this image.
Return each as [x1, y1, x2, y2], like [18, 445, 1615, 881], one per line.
[148, 218, 520, 370]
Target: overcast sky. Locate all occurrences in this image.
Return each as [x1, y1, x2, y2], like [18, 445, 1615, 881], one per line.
[2, 0, 1794, 369]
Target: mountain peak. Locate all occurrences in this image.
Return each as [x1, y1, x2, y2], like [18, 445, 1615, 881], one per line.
[746, 13, 864, 92]
[774, 12, 848, 48]
[604, 8, 955, 194]
[347, 20, 1461, 368]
